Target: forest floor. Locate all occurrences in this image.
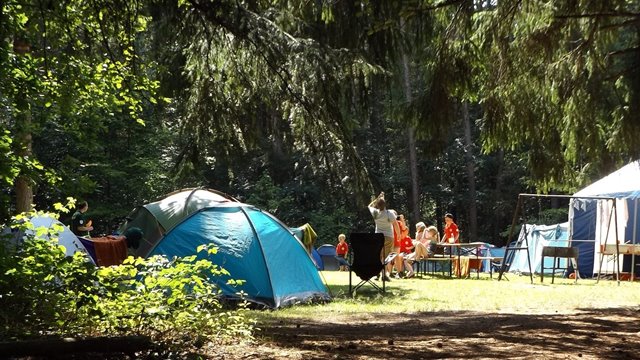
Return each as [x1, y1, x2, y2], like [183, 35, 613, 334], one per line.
[208, 307, 640, 359]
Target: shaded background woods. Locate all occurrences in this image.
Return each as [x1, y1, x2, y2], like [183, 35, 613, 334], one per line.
[3, 0, 639, 246]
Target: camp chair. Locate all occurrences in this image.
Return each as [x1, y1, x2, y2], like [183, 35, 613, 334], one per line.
[349, 232, 386, 295]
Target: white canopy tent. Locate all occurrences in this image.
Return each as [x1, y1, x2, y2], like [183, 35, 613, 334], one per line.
[569, 161, 640, 278]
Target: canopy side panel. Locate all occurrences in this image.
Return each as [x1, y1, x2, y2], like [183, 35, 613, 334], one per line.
[569, 199, 597, 277]
[509, 223, 569, 274]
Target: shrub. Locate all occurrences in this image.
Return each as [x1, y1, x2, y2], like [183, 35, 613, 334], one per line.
[0, 211, 100, 337]
[93, 249, 253, 350]
[0, 210, 253, 354]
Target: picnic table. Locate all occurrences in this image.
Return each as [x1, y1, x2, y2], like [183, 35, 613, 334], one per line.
[425, 242, 502, 278]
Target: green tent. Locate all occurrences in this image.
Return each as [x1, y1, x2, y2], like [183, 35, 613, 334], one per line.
[120, 188, 237, 257]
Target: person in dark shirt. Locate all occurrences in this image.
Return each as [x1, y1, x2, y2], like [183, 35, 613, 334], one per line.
[121, 227, 143, 252]
[71, 201, 93, 237]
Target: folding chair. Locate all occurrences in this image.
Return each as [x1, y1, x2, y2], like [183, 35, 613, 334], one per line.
[349, 233, 386, 295]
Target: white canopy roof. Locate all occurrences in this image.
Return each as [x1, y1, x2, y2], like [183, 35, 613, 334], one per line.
[574, 161, 640, 199]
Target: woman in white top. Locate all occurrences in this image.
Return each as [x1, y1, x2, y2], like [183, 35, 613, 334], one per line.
[368, 192, 398, 280]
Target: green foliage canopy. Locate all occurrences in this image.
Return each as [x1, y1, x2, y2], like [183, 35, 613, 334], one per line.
[475, 0, 640, 189]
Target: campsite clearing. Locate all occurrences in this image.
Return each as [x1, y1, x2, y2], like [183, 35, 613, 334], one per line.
[207, 272, 640, 359]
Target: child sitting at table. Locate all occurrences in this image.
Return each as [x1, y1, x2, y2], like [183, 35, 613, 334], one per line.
[408, 222, 429, 260]
[395, 231, 415, 278]
[424, 225, 440, 255]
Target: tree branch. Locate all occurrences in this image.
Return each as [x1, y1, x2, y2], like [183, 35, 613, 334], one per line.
[606, 46, 640, 58]
[556, 12, 640, 19]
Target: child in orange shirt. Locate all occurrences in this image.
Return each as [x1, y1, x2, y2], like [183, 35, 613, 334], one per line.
[394, 215, 415, 278]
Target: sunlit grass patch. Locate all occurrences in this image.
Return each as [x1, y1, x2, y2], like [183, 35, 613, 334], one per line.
[258, 270, 640, 323]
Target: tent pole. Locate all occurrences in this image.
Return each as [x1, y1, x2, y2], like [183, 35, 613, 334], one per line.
[523, 203, 533, 284]
[568, 199, 575, 276]
[614, 200, 621, 285]
[597, 200, 615, 283]
[240, 207, 279, 307]
[632, 199, 638, 281]
[499, 194, 523, 281]
[182, 188, 200, 220]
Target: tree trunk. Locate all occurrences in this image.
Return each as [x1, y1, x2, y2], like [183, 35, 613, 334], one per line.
[462, 101, 477, 242]
[493, 148, 504, 246]
[401, 49, 420, 230]
[15, 175, 33, 213]
[0, 336, 151, 357]
[14, 41, 34, 213]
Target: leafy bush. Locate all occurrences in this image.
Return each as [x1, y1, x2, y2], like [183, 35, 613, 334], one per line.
[0, 210, 253, 354]
[0, 212, 100, 337]
[92, 249, 253, 350]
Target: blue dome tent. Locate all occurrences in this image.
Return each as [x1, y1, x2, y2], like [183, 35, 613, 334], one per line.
[147, 202, 330, 308]
[311, 248, 323, 270]
[316, 244, 339, 271]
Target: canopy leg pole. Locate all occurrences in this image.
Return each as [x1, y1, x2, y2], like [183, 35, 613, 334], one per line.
[632, 199, 638, 281]
[614, 200, 621, 285]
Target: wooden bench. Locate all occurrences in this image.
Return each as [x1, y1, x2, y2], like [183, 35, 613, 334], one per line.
[415, 256, 504, 278]
[415, 255, 452, 276]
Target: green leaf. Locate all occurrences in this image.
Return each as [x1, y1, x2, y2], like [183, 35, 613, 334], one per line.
[17, 13, 29, 26]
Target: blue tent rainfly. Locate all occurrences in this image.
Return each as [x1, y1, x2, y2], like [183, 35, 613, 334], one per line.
[148, 203, 331, 308]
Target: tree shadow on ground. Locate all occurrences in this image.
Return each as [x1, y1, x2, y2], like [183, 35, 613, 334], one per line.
[244, 307, 640, 359]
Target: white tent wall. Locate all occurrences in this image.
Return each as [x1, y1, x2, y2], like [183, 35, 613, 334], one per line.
[593, 199, 630, 275]
[10, 215, 95, 264]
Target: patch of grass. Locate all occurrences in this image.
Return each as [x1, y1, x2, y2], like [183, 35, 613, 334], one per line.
[261, 271, 640, 321]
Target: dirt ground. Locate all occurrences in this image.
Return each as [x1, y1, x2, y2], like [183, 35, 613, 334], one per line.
[208, 307, 640, 359]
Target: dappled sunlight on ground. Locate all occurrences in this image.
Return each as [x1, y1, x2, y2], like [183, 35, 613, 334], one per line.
[208, 272, 640, 359]
[212, 307, 640, 359]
